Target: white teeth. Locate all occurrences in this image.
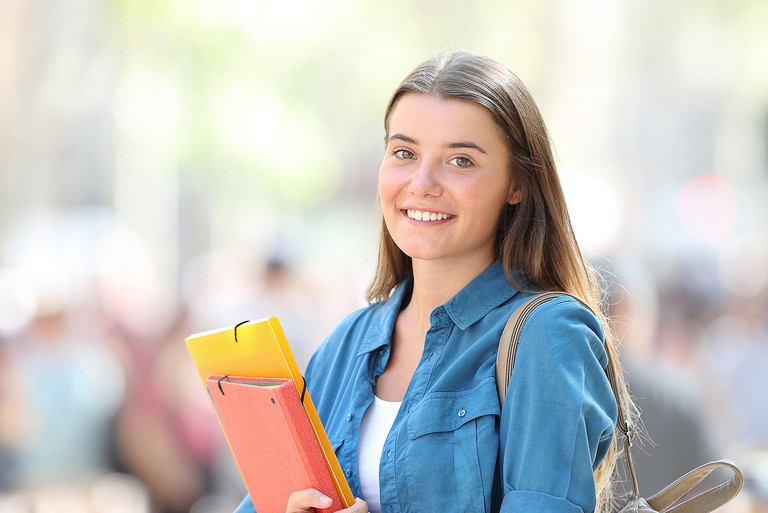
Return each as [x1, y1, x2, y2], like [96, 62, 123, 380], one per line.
[407, 209, 451, 222]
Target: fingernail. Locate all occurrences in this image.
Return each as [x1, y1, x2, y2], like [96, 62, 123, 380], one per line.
[319, 495, 332, 506]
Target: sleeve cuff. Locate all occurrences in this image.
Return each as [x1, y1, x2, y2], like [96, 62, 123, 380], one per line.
[501, 489, 586, 513]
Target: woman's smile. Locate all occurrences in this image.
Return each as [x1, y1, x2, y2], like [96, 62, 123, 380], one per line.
[404, 209, 455, 222]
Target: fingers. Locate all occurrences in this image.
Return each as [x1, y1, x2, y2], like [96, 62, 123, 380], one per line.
[286, 489, 333, 513]
[345, 497, 369, 512]
[285, 490, 369, 513]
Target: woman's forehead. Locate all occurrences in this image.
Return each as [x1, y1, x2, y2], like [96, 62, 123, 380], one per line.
[386, 93, 507, 150]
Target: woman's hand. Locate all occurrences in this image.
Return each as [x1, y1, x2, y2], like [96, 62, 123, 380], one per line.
[285, 489, 368, 513]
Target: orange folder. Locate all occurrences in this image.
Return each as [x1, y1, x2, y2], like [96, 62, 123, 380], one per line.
[185, 317, 354, 509]
[207, 376, 344, 513]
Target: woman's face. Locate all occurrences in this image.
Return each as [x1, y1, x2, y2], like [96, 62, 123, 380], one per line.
[379, 93, 521, 270]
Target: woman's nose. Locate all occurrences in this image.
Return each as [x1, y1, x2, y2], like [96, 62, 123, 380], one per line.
[408, 160, 442, 196]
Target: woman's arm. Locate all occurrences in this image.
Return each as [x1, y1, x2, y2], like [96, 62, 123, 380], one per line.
[497, 297, 617, 513]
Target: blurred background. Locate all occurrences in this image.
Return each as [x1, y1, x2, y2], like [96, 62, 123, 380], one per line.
[0, 0, 766, 511]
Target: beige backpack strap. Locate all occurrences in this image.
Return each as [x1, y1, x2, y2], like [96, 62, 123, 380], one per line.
[646, 459, 744, 513]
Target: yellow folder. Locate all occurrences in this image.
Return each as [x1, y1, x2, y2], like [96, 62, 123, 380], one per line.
[185, 316, 354, 508]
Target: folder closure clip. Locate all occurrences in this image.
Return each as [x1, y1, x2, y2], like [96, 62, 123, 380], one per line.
[217, 375, 229, 395]
[234, 320, 249, 342]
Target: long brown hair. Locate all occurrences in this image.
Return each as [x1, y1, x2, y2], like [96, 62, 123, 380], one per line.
[367, 49, 633, 513]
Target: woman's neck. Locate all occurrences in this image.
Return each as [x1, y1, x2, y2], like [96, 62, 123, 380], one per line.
[406, 254, 494, 322]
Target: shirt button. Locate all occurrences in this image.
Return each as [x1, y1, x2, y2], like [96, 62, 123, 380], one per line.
[427, 353, 433, 361]
[458, 408, 466, 418]
[346, 412, 352, 421]
[386, 449, 390, 458]
[344, 467, 351, 477]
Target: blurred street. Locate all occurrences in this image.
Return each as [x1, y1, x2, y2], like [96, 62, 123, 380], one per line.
[0, 0, 767, 511]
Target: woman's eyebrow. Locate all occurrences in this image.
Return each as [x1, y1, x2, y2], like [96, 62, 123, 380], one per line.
[389, 134, 488, 155]
[446, 141, 487, 154]
[388, 133, 418, 145]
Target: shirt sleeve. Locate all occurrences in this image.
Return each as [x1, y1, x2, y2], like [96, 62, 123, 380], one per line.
[498, 297, 617, 513]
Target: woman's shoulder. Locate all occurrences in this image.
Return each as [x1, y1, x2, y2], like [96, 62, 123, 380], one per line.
[515, 294, 608, 369]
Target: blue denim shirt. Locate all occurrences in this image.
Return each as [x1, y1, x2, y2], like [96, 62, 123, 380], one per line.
[234, 260, 617, 513]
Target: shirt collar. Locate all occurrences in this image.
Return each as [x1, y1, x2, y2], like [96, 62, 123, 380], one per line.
[357, 278, 411, 356]
[443, 259, 521, 330]
[357, 260, 522, 356]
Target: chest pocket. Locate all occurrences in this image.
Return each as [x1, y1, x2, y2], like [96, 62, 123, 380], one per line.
[401, 377, 500, 513]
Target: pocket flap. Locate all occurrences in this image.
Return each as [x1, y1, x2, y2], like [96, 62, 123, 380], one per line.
[407, 378, 500, 439]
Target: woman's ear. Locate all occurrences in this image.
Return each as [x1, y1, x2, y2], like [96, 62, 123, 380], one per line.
[506, 184, 522, 205]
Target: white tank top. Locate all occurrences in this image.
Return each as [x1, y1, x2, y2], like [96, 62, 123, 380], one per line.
[357, 395, 402, 513]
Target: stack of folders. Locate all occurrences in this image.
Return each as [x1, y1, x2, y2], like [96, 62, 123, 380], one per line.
[185, 317, 354, 513]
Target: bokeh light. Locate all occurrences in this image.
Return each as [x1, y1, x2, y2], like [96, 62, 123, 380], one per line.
[677, 173, 738, 243]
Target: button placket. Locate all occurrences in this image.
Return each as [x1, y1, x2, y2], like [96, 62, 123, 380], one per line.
[407, 314, 451, 410]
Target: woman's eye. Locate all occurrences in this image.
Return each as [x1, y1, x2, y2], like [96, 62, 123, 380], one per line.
[451, 156, 472, 168]
[394, 149, 415, 160]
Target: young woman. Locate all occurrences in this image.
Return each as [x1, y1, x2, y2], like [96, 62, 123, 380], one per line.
[235, 49, 628, 513]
